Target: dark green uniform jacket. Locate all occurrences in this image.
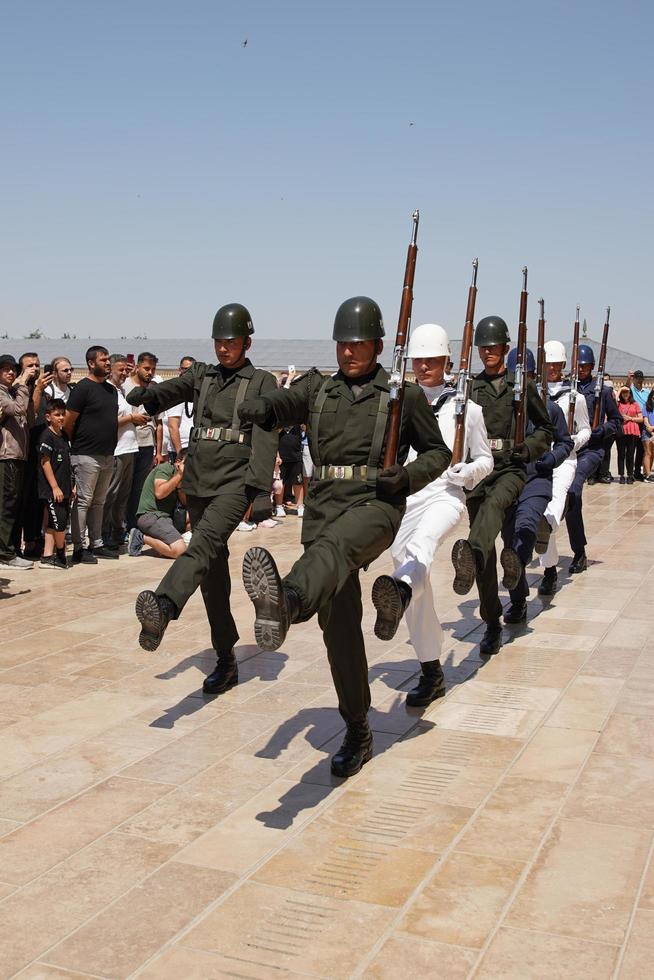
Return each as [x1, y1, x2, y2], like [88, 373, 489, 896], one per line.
[470, 371, 554, 467]
[127, 360, 278, 497]
[259, 364, 452, 541]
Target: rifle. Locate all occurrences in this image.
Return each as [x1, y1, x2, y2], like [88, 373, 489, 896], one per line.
[568, 306, 580, 432]
[451, 259, 479, 465]
[513, 266, 528, 444]
[536, 298, 546, 403]
[383, 209, 419, 468]
[592, 306, 610, 428]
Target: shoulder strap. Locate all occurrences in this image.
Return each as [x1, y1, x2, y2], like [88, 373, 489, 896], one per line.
[433, 388, 457, 416]
[366, 390, 390, 485]
[309, 378, 331, 469]
[230, 377, 251, 437]
[194, 365, 212, 426]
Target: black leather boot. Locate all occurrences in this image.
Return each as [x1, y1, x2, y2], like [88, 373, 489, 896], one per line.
[406, 660, 446, 707]
[135, 591, 178, 652]
[371, 575, 412, 641]
[203, 649, 238, 694]
[331, 719, 373, 778]
[479, 621, 502, 656]
[504, 600, 527, 624]
[538, 566, 558, 596]
[569, 552, 588, 574]
[451, 539, 477, 595]
[500, 547, 523, 590]
[242, 547, 300, 651]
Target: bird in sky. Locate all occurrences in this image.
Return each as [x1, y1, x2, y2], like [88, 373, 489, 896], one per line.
[242, 38, 248, 47]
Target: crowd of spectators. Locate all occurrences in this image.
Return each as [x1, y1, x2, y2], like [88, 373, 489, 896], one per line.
[597, 370, 654, 485]
[0, 347, 310, 572]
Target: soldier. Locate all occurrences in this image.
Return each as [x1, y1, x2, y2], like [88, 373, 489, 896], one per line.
[369, 322, 493, 706]
[564, 343, 621, 574]
[125, 304, 278, 695]
[538, 340, 591, 596]
[237, 297, 451, 777]
[500, 347, 573, 623]
[450, 316, 553, 655]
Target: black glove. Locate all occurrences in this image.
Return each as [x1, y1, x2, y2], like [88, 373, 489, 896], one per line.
[126, 386, 147, 407]
[535, 451, 556, 475]
[376, 464, 410, 500]
[238, 398, 275, 428]
[510, 443, 530, 464]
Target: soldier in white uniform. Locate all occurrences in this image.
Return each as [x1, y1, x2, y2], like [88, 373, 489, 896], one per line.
[538, 340, 591, 595]
[371, 323, 493, 705]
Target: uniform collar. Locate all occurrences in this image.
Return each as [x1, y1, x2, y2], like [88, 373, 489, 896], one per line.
[205, 359, 255, 379]
[330, 363, 389, 401]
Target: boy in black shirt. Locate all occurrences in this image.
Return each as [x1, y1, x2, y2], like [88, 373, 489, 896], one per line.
[39, 399, 75, 569]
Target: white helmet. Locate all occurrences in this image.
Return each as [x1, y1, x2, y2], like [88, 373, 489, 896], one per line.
[544, 340, 567, 365]
[407, 323, 451, 359]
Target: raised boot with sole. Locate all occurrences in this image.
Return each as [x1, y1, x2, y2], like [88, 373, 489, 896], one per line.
[479, 621, 502, 656]
[500, 546, 522, 590]
[135, 591, 178, 652]
[406, 660, 446, 707]
[242, 547, 299, 651]
[203, 649, 238, 694]
[538, 566, 558, 596]
[451, 539, 477, 595]
[330, 719, 373, 778]
[371, 575, 412, 641]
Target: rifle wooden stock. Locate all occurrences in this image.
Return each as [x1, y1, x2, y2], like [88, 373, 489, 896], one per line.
[383, 211, 419, 468]
[513, 268, 528, 444]
[568, 310, 580, 432]
[536, 298, 546, 403]
[451, 259, 478, 465]
[592, 309, 611, 428]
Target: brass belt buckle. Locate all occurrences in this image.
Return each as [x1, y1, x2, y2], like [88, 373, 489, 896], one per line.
[333, 465, 346, 479]
[206, 428, 215, 440]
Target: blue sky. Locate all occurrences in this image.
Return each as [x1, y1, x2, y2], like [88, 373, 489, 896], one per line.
[1, 0, 652, 352]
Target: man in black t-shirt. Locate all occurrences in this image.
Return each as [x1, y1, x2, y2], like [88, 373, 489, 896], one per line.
[64, 346, 118, 564]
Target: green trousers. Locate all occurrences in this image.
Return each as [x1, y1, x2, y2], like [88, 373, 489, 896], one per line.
[284, 499, 401, 723]
[466, 467, 526, 624]
[156, 491, 246, 653]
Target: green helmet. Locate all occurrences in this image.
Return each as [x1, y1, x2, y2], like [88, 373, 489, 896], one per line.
[212, 303, 254, 340]
[474, 315, 510, 347]
[333, 296, 385, 342]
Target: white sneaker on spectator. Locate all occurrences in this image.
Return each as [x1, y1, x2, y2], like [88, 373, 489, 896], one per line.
[128, 528, 144, 557]
[237, 521, 256, 532]
[258, 518, 279, 528]
[297, 505, 305, 517]
[274, 506, 286, 518]
[0, 555, 33, 569]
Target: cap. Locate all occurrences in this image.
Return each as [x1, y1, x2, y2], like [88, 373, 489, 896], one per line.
[0, 353, 18, 370]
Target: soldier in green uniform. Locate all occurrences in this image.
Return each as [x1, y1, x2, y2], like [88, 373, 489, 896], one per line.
[125, 304, 278, 694]
[450, 315, 553, 655]
[237, 297, 452, 777]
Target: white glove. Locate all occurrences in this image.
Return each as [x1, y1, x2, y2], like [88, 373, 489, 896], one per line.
[445, 462, 473, 488]
[572, 432, 587, 452]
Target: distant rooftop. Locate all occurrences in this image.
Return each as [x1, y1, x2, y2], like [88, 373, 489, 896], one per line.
[2, 335, 654, 376]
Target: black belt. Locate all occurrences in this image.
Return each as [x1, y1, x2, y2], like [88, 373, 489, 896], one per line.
[191, 426, 251, 446]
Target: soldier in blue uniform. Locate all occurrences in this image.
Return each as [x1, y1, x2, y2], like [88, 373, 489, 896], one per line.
[501, 348, 573, 623]
[565, 344, 622, 573]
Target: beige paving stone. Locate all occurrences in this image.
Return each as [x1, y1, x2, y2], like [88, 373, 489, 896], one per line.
[15, 965, 94, 979]
[640, 850, 654, 909]
[182, 881, 396, 978]
[545, 675, 621, 731]
[511, 726, 597, 783]
[0, 833, 177, 977]
[0, 629, 100, 669]
[363, 934, 477, 978]
[475, 926, 619, 978]
[135, 945, 312, 978]
[614, 674, 654, 716]
[563, 751, 654, 828]
[446, 679, 561, 712]
[580, 645, 642, 678]
[0, 776, 169, 884]
[506, 818, 651, 943]
[456, 776, 568, 861]
[429, 699, 545, 739]
[45, 863, 234, 977]
[397, 850, 524, 948]
[619, 909, 654, 979]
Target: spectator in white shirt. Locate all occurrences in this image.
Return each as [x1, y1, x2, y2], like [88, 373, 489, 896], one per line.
[42, 357, 73, 404]
[166, 356, 196, 461]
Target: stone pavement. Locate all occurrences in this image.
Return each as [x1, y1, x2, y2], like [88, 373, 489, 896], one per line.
[0, 482, 653, 979]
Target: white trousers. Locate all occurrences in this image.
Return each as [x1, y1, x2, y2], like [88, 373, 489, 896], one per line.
[391, 482, 466, 663]
[540, 456, 577, 568]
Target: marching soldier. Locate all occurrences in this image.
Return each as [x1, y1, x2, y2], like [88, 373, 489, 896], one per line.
[125, 304, 278, 695]
[500, 347, 573, 622]
[538, 340, 591, 595]
[450, 316, 553, 655]
[564, 344, 621, 574]
[237, 297, 451, 777]
[370, 322, 493, 706]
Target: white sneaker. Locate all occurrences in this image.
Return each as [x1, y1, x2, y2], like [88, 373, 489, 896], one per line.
[237, 521, 256, 532]
[297, 505, 305, 517]
[274, 506, 286, 518]
[0, 555, 34, 569]
[258, 518, 279, 528]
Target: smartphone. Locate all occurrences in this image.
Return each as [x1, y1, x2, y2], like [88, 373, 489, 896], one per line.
[127, 353, 135, 365]
[43, 363, 53, 375]
[288, 364, 295, 373]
